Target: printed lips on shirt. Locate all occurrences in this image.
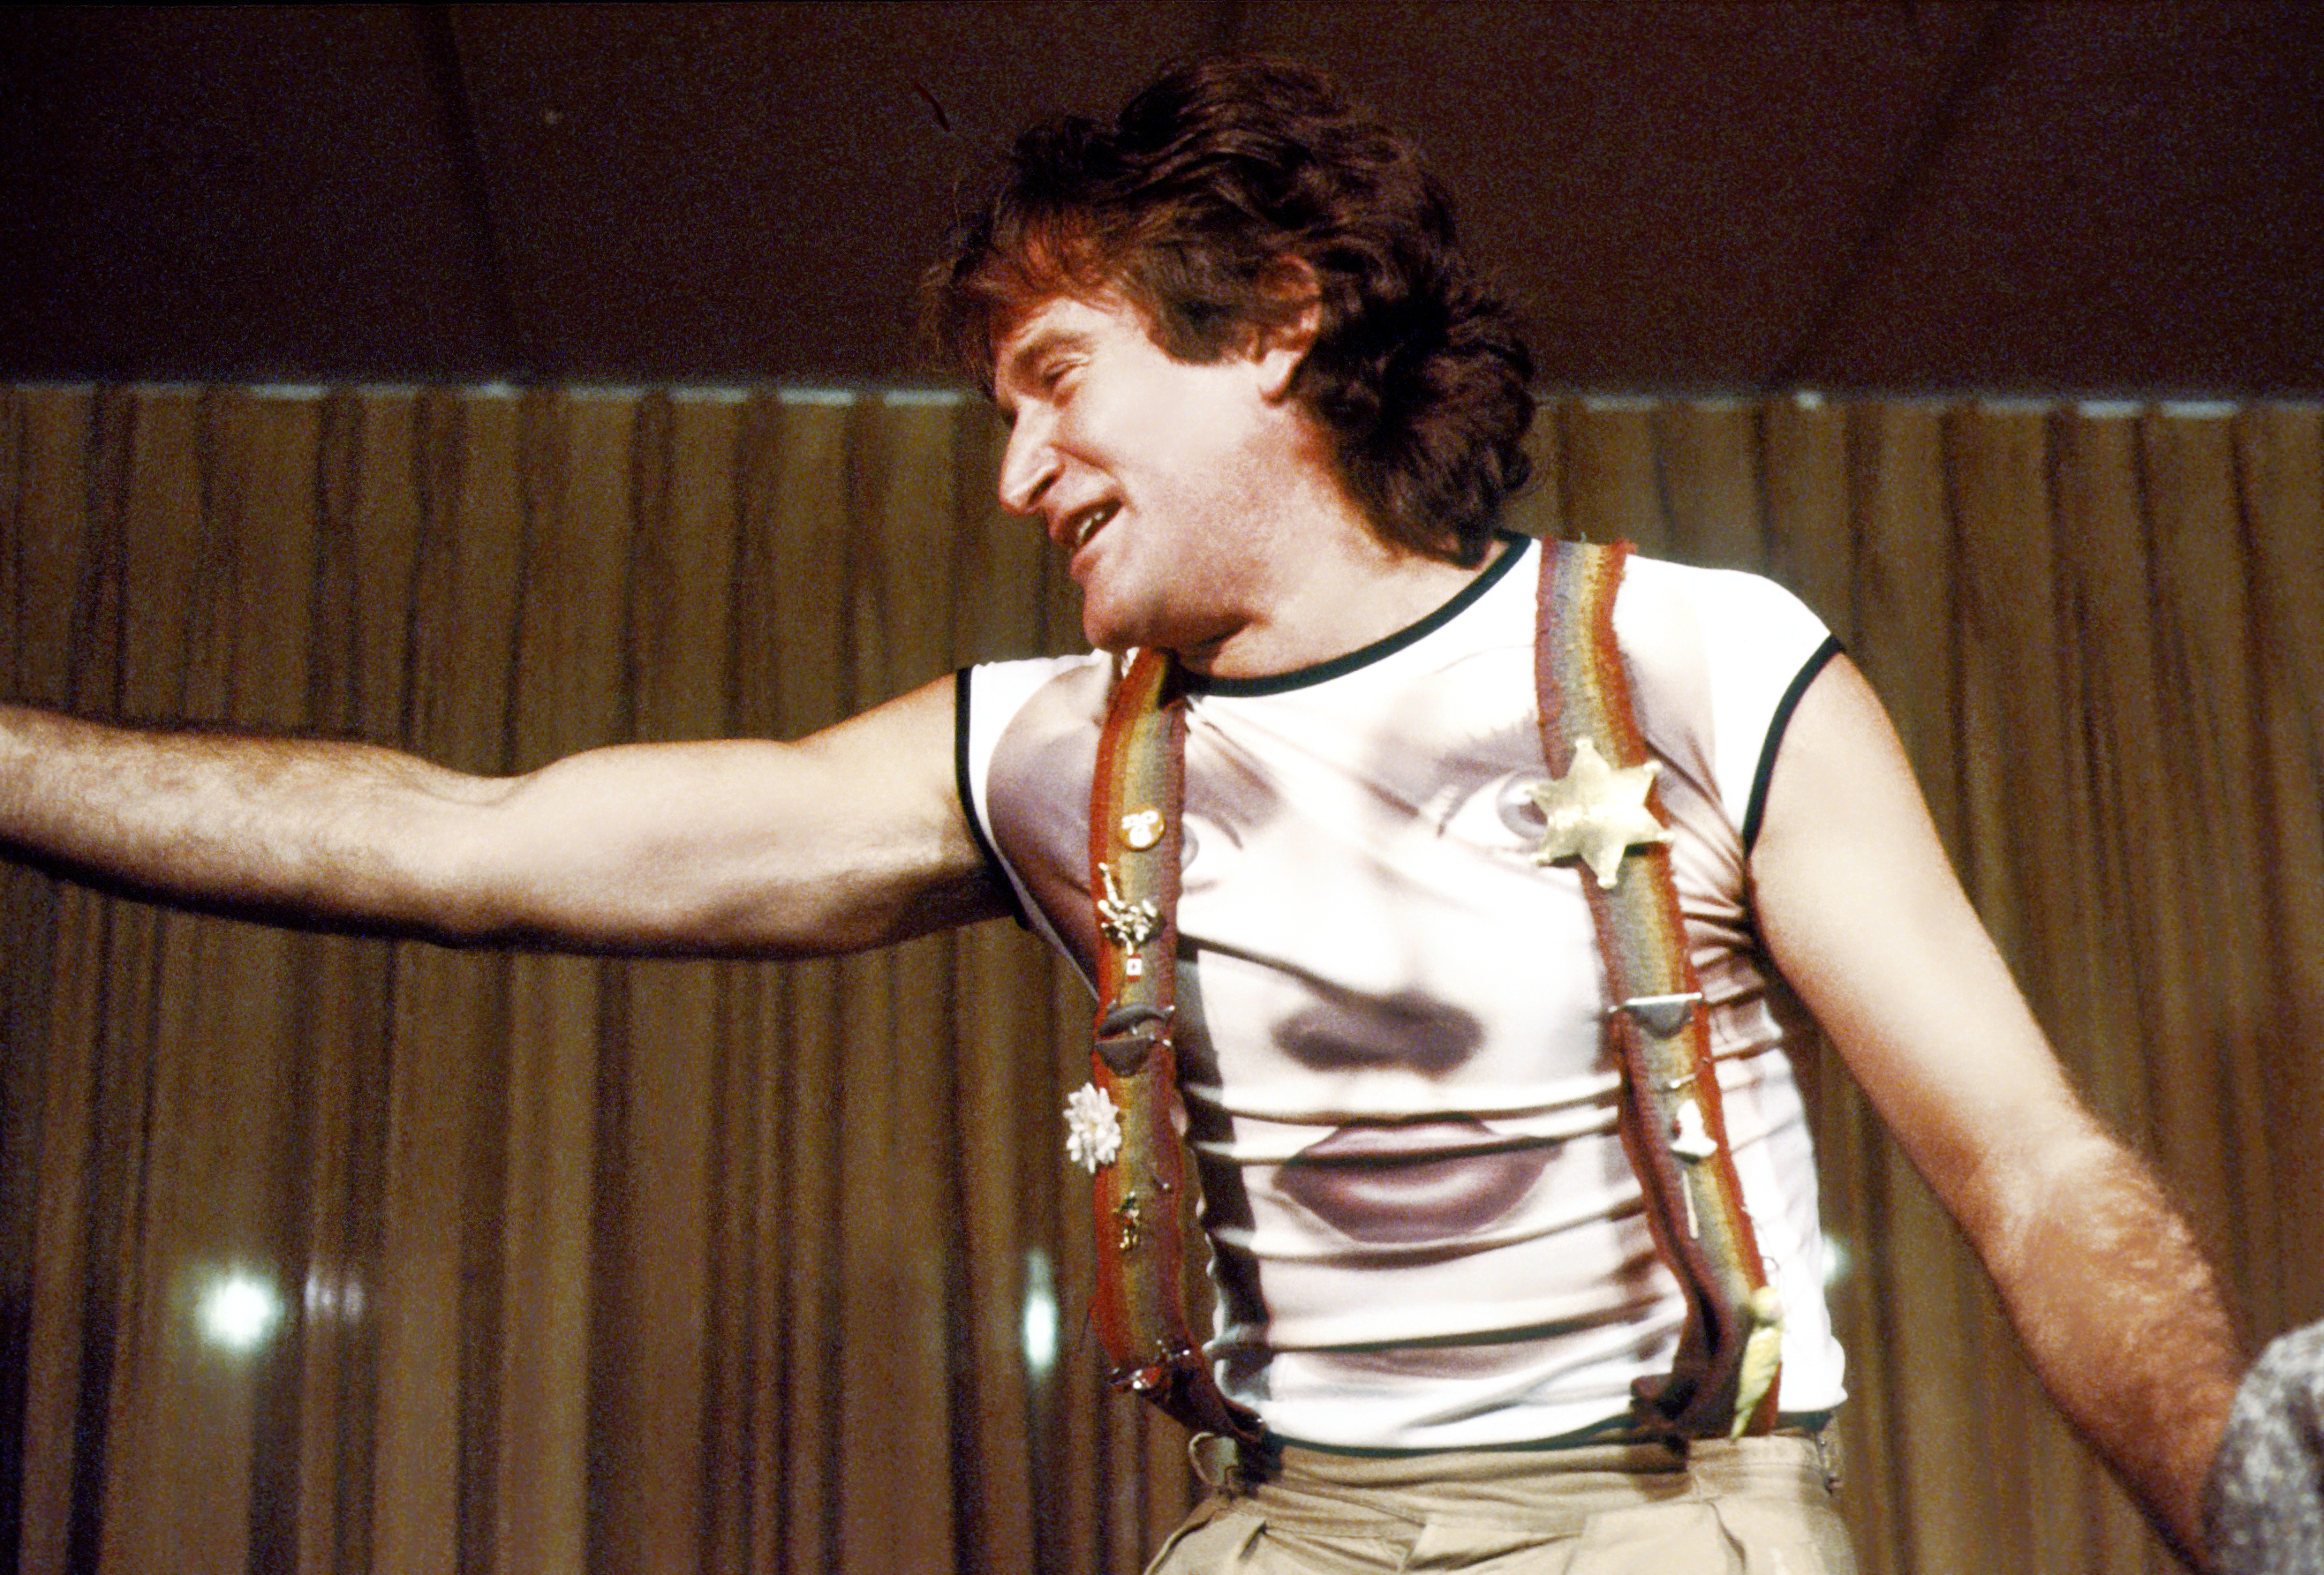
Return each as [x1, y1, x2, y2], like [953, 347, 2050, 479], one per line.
[1274, 1118, 1553, 1245]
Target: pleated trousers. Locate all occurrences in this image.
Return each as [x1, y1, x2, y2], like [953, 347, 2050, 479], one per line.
[1147, 1433, 1857, 1575]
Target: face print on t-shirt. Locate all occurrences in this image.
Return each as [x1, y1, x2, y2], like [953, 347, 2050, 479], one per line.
[1169, 646, 1618, 1263]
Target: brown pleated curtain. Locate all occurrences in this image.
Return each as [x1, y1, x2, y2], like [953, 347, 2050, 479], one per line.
[0, 384, 2318, 1575]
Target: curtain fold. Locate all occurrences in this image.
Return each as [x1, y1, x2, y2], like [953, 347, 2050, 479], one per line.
[0, 384, 2316, 1574]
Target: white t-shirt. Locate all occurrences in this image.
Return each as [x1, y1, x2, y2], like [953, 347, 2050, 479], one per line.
[958, 535, 1846, 1449]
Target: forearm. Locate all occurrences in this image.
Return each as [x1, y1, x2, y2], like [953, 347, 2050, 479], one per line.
[1974, 1126, 2243, 1569]
[0, 704, 492, 931]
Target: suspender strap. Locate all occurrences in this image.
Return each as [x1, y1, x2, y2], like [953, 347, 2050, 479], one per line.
[1083, 649, 1262, 1442]
[1536, 538, 1781, 1438]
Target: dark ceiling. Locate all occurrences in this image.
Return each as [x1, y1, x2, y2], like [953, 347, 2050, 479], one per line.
[4, 2, 2320, 396]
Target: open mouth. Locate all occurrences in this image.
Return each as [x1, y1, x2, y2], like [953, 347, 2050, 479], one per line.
[1065, 501, 1118, 552]
[1275, 1119, 1551, 1246]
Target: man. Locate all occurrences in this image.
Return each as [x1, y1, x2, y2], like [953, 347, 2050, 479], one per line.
[0, 58, 2243, 1571]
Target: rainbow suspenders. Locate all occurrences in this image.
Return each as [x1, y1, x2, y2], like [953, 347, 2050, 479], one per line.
[1068, 538, 1781, 1444]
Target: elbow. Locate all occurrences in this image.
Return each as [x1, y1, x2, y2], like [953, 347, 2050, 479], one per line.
[355, 803, 551, 948]
[1944, 1112, 2122, 1283]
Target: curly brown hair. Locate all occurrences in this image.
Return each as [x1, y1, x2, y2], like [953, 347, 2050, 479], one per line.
[926, 59, 1534, 567]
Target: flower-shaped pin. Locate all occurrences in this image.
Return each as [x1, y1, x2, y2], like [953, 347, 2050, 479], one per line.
[1064, 1083, 1123, 1173]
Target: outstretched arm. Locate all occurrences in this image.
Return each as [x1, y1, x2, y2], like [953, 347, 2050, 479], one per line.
[0, 674, 1008, 957]
[1751, 656, 2242, 1570]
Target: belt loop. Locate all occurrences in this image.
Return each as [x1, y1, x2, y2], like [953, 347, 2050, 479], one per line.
[1188, 1430, 1241, 1493]
[1812, 1414, 1845, 1492]
[1188, 1429, 1277, 1496]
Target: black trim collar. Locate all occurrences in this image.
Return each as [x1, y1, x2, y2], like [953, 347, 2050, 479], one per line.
[1185, 530, 1533, 699]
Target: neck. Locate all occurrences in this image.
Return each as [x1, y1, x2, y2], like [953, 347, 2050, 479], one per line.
[1123, 403, 1499, 680]
[1179, 518, 1498, 681]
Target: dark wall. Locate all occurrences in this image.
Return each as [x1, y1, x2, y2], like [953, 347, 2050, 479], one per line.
[4, 2, 2321, 392]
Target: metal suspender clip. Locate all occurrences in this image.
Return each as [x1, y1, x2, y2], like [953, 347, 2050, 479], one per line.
[1094, 1003, 1171, 1076]
[1616, 991, 1702, 1038]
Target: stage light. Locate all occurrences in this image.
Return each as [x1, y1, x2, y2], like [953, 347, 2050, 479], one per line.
[1021, 1247, 1058, 1378]
[199, 1273, 283, 1352]
[1822, 1232, 1852, 1290]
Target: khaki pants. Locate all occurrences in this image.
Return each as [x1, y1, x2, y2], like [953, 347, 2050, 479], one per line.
[1146, 1434, 1857, 1574]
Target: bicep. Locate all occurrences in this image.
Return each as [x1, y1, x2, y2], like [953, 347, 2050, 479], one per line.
[447, 674, 1010, 955]
[1748, 657, 2100, 1238]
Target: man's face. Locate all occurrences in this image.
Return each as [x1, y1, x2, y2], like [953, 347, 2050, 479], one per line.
[990, 291, 1300, 656]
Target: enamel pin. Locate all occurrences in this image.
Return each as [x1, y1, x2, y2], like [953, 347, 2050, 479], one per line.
[1096, 863, 1160, 977]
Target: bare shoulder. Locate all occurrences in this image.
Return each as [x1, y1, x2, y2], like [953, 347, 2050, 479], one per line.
[1748, 657, 2093, 1197]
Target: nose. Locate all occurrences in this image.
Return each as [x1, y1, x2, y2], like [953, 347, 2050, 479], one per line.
[1272, 987, 1483, 1075]
[996, 411, 1058, 518]
[1233, 827, 1484, 1074]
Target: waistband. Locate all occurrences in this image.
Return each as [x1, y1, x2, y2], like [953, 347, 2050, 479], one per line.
[1189, 1416, 1845, 1515]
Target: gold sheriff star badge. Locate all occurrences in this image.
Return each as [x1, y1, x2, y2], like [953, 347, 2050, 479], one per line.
[1526, 737, 1670, 889]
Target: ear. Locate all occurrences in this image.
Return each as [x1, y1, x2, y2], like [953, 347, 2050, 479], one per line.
[1249, 259, 1322, 403]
